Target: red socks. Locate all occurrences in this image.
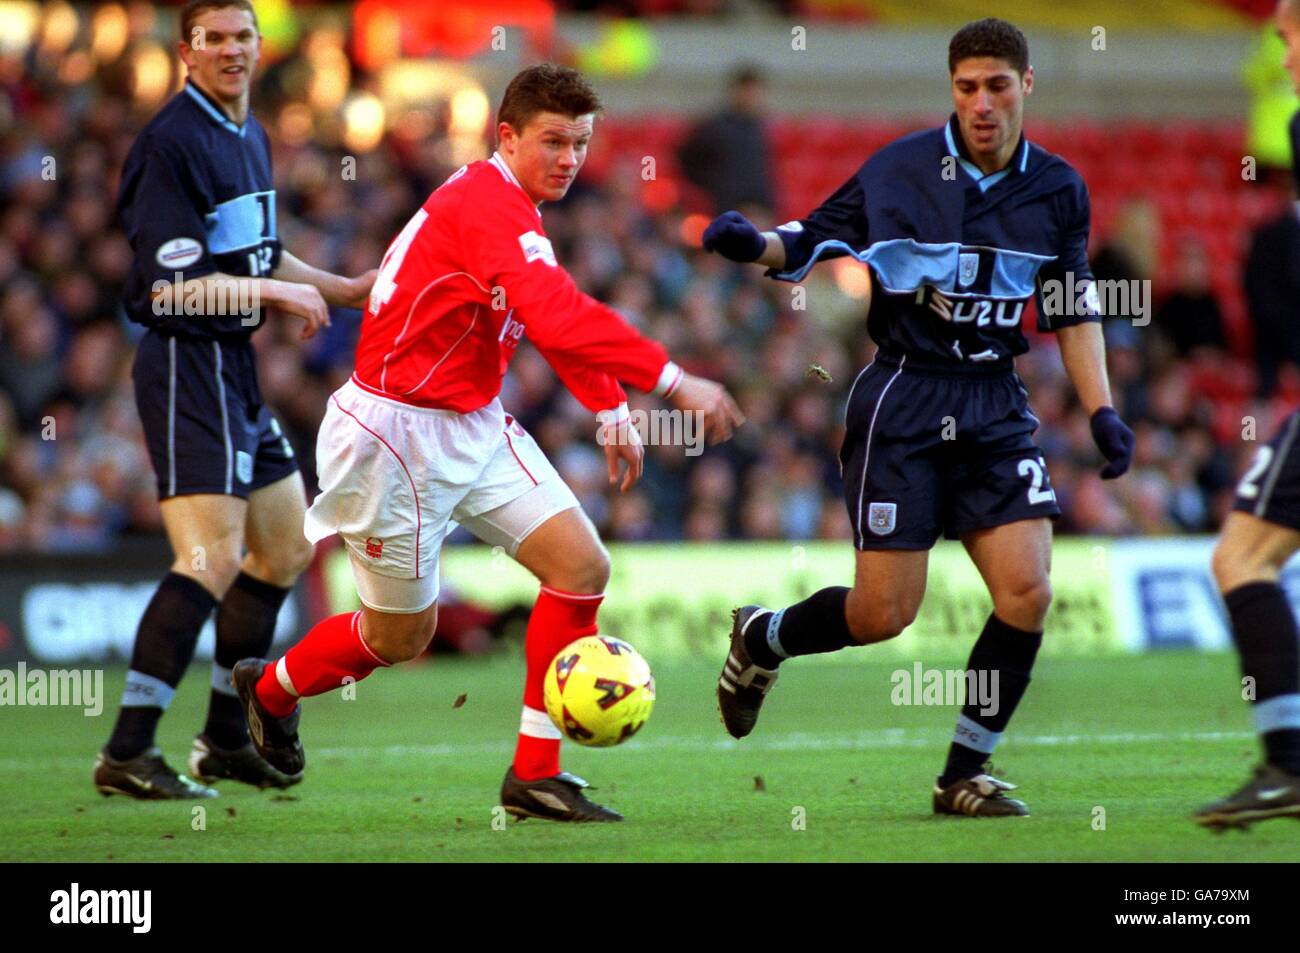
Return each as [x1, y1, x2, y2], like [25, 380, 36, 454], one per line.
[513, 586, 604, 781]
[255, 610, 390, 718]
[253, 590, 603, 782]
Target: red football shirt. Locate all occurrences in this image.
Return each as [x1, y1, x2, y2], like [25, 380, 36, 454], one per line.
[352, 153, 679, 417]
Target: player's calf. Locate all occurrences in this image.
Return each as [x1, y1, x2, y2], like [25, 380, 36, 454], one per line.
[937, 614, 1044, 788]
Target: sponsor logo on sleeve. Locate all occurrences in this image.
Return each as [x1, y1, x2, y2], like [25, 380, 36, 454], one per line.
[155, 237, 204, 269]
[518, 230, 557, 267]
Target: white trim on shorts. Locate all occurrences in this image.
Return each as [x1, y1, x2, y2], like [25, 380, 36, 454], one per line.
[212, 341, 233, 495]
[167, 336, 177, 496]
[856, 355, 905, 548]
[1256, 412, 1300, 518]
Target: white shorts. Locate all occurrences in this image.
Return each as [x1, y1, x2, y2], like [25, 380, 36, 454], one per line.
[304, 378, 579, 613]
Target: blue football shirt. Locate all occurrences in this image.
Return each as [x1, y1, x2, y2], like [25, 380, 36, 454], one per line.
[770, 114, 1100, 369]
[117, 80, 281, 336]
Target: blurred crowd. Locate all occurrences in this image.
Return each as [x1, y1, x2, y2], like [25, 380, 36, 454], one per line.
[1, 18, 1296, 555]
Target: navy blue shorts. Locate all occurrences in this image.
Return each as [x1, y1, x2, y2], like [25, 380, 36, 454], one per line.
[132, 329, 300, 500]
[839, 355, 1061, 550]
[1232, 409, 1300, 531]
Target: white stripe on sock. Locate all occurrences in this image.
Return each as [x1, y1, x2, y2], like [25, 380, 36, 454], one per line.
[121, 670, 174, 709]
[765, 609, 791, 660]
[1255, 693, 1300, 734]
[275, 657, 299, 698]
[519, 705, 562, 740]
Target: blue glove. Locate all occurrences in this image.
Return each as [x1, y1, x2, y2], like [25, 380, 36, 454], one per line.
[1090, 407, 1134, 480]
[702, 211, 766, 262]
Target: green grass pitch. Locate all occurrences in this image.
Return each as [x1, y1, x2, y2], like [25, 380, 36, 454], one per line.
[2, 651, 1295, 861]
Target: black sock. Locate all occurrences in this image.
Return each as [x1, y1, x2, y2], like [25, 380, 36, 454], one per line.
[743, 587, 856, 669]
[205, 572, 291, 750]
[940, 614, 1043, 787]
[1224, 582, 1300, 774]
[106, 572, 216, 760]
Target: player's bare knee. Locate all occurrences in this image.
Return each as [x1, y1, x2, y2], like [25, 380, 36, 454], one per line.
[578, 544, 612, 593]
[365, 608, 437, 664]
[415, 606, 438, 653]
[1211, 538, 1259, 593]
[994, 577, 1052, 630]
[181, 548, 242, 597]
[544, 541, 610, 595]
[1210, 541, 1234, 592]
[845, 595, 912, 644]
[280, 535, 314, 579]
[1025, 577, 1053, 622]
[391, 628, 434, 662]
[247, 537, 314, 587]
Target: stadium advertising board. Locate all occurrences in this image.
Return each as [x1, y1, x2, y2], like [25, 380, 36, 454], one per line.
[385, 538, 1299, 658]
[328, 539, 1123, 660]
[1106, 538, 1300, 651]
[0, 549, 304, 665]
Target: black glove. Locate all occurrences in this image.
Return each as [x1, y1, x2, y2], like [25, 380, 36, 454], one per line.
[701, 211, 766, 263]
[1089, 407, 1135, 480]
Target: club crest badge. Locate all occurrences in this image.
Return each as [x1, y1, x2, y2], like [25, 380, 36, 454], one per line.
[958, 252, 979, 289]
[868, 502, 897, 536]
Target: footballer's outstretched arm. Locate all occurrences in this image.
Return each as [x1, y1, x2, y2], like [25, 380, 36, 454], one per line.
[523, 286, 744, 446]
[470, 195, 743, 442]
[702, 168, 869, 278]
[272, 251, 376, 309]
[1056, 320, 1113, 416]
[148, 272, 337, 341]
[755, 233, 787, 270]
[1057, 320, 1135, 479]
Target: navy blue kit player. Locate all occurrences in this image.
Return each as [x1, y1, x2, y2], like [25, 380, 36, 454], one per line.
[94, 0, 375, 798]
[1194, 0, 1300, 830]
[703, 18, 1135, 817]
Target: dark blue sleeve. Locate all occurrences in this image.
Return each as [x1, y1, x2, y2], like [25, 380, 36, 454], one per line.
[1035, 180, 1100, 331]
[119, 134, 217, 291]
[767, 167, 869, 282]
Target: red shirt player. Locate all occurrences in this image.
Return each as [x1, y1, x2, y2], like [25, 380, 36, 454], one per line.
[232, 65, 744, 821]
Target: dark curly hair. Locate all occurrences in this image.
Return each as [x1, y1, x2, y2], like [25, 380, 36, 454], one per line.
[498, 64, 603, 136]
[948, 18, 1029, 75]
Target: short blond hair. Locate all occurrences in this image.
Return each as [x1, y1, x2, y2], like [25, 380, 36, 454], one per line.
[180, 0, 258, 45]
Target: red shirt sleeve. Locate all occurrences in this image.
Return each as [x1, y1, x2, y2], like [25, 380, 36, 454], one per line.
[464, 186, 669, 412]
